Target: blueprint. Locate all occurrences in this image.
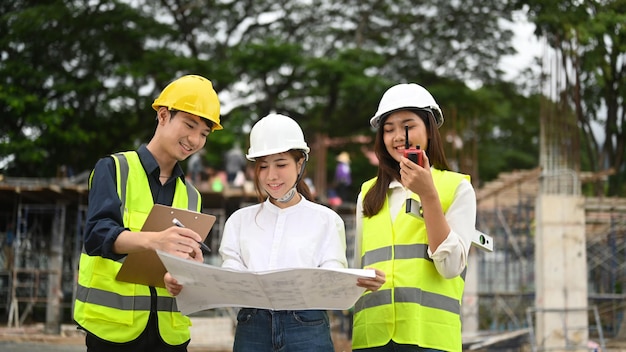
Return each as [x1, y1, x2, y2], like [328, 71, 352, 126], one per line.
[156, 250, 375, 315]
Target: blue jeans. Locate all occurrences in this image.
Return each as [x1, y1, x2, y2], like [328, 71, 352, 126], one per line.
[353, 340, 444, 352]
[233, 308, 334, 352]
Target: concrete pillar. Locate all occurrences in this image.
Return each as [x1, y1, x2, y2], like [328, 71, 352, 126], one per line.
[534, 194, 587, 351]
[462, 246, 479, 334]
[45, 205, 65, 335]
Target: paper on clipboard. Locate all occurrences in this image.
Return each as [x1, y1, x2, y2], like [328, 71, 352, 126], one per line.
[115, 204, 216, 288]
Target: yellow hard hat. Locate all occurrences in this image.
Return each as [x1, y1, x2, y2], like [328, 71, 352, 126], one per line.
[152, 75, 223, 131]
[336, 151, 350, 164]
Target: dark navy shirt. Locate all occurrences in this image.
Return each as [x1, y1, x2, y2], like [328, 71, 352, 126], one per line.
[83, 144, 186, 261]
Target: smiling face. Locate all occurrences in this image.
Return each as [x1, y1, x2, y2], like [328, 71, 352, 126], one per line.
[256, 152, 304, 208]
[156, 108, 212, 162]
[382, 110, 429, 163]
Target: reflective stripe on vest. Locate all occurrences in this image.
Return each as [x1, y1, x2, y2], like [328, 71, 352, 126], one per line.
[352, 169, 469, 351]
[361, 243, 467, 281]
[114, 153, 199, 213]
[75, 284, 178, 311]
[357, 242, 467, 316]
[355, 287, 461, 316]
[74, 151, 201, 345]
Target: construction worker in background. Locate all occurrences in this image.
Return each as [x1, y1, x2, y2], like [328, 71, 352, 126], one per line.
[74, 75, 222, 352]
[333, 151, 352, 202]
[224, 142, 247, 187]
[352, 83, 477, 352]
[164, 113, 385, 352]
[187, 148, 206, 184]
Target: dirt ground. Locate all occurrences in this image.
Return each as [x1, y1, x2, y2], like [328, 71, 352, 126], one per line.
[0, 323, 354, 352]
[2, 322, 624, 352]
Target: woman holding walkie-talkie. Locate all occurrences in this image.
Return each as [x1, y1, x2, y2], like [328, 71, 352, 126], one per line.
[352, 83, 477, 352]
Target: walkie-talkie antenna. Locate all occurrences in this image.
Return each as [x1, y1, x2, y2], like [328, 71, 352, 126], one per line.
[405, 125, 410, 149]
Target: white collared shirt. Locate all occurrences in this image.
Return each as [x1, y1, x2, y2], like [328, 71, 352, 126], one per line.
[220, 196, 348, 271]
[355, 178, 476, 278]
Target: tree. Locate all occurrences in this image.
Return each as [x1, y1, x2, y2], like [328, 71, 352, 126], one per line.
[1, 0, 538, 187]
[520, 0, 626, 195]
[172, 0, 524, 191]
[0, 0, 181, 176]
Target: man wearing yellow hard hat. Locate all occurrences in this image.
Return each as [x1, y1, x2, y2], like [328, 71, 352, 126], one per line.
[74, 75, 222, 352]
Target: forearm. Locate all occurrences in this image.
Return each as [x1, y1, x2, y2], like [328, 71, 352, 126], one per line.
[421, 189, 450, 253]
[112, 230, 159, 254]
[428, 180, 476, 278]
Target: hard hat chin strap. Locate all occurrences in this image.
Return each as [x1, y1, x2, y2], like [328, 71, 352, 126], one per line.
[276, 188, 298, 203]
[275, 153, 308, 203]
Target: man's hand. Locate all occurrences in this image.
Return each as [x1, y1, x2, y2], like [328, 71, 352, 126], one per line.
[155, 226, 204, 262]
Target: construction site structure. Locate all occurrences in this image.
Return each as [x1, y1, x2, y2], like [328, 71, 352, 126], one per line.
[475, 167, 626, 350]
[0, 167, 624, 350]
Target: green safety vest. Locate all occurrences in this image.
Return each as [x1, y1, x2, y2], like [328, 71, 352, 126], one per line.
[74, 151, 201, 345]
[352, 169, 469, 351]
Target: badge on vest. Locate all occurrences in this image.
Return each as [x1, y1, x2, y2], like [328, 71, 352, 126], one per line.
[405, 198, 423, 218]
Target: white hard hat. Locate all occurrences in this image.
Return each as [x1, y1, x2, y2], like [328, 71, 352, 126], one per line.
[370, 83, 444, 129]
[246, 113, 310, 161]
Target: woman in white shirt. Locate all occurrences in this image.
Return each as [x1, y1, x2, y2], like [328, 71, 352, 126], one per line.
[166, 113, 384, 352]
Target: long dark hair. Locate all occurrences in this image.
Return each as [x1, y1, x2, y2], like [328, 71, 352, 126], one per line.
[252, 149, 313, 202]
[362, 109, 450, 217]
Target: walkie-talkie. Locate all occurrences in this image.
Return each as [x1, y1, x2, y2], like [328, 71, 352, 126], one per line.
[403, 125, 424, 218]
[403, 125, 423, 167]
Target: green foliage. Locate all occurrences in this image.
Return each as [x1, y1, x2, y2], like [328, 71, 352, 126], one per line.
[0, 0, 541, 188]
[519, 0, 626, 195]
[475, 83, 541, 182]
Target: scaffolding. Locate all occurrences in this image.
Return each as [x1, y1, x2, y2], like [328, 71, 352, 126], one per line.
[5, 204, 78, 331]
[0, 172, 624, 348]
[475, 169, 626, 346]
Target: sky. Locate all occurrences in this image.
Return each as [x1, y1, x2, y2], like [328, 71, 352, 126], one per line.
[500, 12, 544, 83]
[501, 14, 607, 145]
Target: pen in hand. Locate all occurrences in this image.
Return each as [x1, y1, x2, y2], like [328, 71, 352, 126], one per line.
[172, 218, 211, 253]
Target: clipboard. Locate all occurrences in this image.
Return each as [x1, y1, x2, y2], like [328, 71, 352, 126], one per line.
[115, 204, 217, 288]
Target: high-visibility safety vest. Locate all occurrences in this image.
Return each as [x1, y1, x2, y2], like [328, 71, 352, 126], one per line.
[74, 151, 201, 345]
[352, 169, 469, 352]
